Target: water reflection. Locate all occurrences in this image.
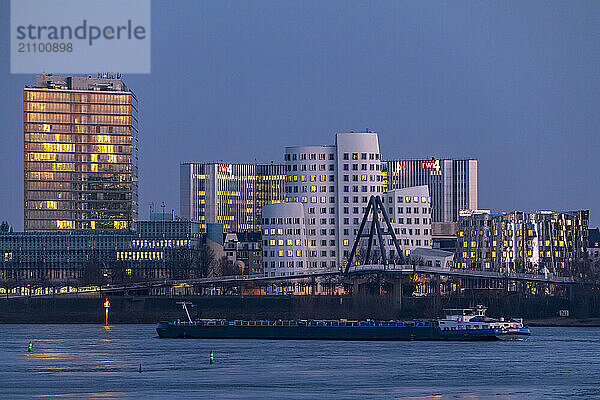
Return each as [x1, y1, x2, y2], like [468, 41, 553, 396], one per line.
[2, 325, 600, 399]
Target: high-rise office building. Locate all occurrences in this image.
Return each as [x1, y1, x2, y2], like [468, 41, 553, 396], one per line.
[23, 74, 138, 231]
[383, 159, 478, 223]
[180, 162, 285, 232]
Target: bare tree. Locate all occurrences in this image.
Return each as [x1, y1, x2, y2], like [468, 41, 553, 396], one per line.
[197, 245, 216, 278]
[216, 256, 241, 277]
[81, 258, 105, 286]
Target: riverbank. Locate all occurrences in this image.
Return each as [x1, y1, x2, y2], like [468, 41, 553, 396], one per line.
[1, 294, 598, 324]
[528, 318, 600, 327]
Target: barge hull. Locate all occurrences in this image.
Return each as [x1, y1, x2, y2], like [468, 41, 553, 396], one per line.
[156, 324, 528, 341]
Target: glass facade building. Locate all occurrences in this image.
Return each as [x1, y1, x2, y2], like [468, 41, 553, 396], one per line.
[23, 75, 138, 231]
[383, 159, 477, 223]
[180, 162, 285, 232]
[456, 209, 589, 276]
[0, 219, 201, 289]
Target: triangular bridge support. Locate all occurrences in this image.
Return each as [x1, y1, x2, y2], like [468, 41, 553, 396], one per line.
[344, 195, 403, 274]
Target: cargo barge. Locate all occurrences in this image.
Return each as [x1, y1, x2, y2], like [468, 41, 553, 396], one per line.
[156, 303, 530, 341]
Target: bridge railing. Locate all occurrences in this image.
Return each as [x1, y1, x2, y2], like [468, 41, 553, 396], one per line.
[345, 264, 576, 283]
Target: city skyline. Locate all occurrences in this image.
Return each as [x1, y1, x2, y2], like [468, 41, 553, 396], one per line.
[1, 1, 599, 229]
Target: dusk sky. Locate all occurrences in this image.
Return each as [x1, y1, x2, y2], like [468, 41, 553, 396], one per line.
[1, 1, 598, 229]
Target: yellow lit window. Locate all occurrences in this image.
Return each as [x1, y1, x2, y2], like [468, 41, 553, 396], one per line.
[343, 240, 349, 246]
[56, 220, 74, 229]
[114, 221, 128, 229]
[97, 145, 114, 153]
[278, 250, 284, 257]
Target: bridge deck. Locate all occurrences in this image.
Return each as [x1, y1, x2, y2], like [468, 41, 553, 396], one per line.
[1, 264, 579, 298]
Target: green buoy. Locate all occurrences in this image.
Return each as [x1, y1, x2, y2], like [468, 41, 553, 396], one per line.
[209, 351, 214, 364]
[28, 341, 32, 353]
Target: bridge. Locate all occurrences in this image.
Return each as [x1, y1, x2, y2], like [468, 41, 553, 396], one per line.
[346, 264, 575, 284]
[0, 271, 340, 298]
[2, 262, 578, 299]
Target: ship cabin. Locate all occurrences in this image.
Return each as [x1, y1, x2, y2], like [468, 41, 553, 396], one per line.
[437, 306, 524, 331]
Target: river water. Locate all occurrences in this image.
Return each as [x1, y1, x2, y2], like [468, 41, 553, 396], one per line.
[1, 325, 599, 399]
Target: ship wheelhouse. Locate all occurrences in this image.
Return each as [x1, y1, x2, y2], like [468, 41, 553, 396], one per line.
[437, 305, 524, 331]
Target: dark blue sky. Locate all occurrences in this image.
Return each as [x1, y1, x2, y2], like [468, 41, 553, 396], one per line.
[1, 1, 599, 229]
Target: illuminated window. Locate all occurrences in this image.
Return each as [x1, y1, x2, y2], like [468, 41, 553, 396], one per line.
[56, 220, 74, 229]
[114, 221, 128, 229]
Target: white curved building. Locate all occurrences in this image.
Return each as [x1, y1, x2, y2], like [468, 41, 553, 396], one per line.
[262, 202, 308, 277]
[263, 132, 384, 274]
